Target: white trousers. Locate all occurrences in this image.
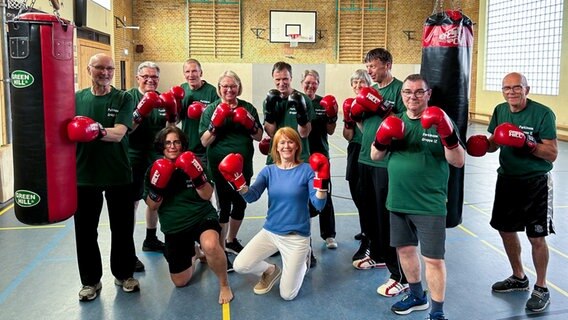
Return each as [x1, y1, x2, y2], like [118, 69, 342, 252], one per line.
[233, 228, 310, 300]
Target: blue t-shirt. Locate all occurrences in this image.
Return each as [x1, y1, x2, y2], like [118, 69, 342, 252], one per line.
[241, 163, 326, 236]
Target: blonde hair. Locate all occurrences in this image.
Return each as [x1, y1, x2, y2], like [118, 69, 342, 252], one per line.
[271, 127, 302, 165]
[217, 70, 243, 97]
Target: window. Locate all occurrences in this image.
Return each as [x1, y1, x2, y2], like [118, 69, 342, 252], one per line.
[485, 0, 563, 95]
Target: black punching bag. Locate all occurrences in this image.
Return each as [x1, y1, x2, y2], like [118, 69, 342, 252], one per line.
[8, 13, 76, 224]
[420, 10, 473, 228]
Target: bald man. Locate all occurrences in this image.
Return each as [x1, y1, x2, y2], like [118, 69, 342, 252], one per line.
[74, 53, 140, 301]
[469, 72, 557, 312]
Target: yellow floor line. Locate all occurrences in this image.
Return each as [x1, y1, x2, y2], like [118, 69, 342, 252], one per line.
[0, 224, 65, 231]
[222, 301, 230, 320]
[0, 203, 14, 216]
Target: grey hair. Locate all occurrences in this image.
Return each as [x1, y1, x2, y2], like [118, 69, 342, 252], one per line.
[137, 61, 160, 75]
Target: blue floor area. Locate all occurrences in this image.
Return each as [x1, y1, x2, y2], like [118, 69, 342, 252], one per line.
[1, 122, 568, 319]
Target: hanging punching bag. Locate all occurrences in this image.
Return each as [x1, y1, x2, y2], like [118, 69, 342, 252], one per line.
[420, 10, 473, 228]
[8, 13, 76, 224]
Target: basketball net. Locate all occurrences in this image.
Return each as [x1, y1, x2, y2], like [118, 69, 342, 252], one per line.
[289, 34, 300, 48]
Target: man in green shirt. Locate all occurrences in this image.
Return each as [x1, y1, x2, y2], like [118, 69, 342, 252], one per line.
[371, 74, 465, 320]
[74, 53, 139, 302]
[263, 61, 315, 164]
[467, 72, 558, 313]
[127, 61, 167, 260]
[354, 48, 407, 298]
[179, 58, 219, 164]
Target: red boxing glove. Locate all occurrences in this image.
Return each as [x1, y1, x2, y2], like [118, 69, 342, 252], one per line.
[233, 107, 259, 134]
[356, 87, 392, 118]
[208, 103, 232, 135]
[320, 95, 338, 123]
[169, 85, 185, 115]
[133, 91, 161, 124]
[374, 115, 404, 151]
[421, 106, 459, 149]
[218, 153, 246, 190]
[309, 153, 330, 191]
[148, 159, 176, 202]
[160, 91, 178, 123]
[169, 85, 185, 100]
[67, 116, 107, 142]
[493, 123, 537, 154]
[175, 151, 208, 189]
[259, 136, 271, 155]
[342, 98, 355, 129]
[187, 101, 206, 120]
[466, 135, 490, 157]
[350, 100, 365, 123]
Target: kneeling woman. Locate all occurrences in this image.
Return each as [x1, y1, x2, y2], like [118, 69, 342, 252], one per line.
[144, 126, 233, 304]
[233, 127, 328, 300]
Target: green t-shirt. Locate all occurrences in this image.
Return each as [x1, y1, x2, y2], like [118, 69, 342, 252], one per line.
[199, 99, 261, 183]
[127, 88, 166, 167]
[386, 112, 452, 216]
[263, 90, 315, 164]
[358, 79, 405, 167]
[349, 125, 363, 145]
[143, 169, 218, 234]
[75, 87, 133, 186]
[179, 81, 219, 155]
[307, 94, 330, 157]
[488, 99, 556, 178]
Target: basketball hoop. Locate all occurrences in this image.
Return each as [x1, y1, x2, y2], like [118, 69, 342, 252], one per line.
[289, 34, 300, 48]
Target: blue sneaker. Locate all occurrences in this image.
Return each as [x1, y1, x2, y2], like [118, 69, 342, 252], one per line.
[426, 311, 448, 320]
[391, 291, 430, 315]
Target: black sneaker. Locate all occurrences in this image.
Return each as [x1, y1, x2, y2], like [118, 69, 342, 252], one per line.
[225, 252, 234, 273]
[134, 258, 145, 272]
[310, 252, 317, 268]
[225, 238, 244, 255]
[354, 232, 364, 240]
[492, 275, 529, 292]
[352, 237, 370, 261]
[142, 237, 165, 252]
[526, 286, 550, 312]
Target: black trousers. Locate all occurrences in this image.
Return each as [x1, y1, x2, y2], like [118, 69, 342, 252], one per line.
[346, 143, 363, 231]
[74, 184, 136, 285]
[309, 183, 336, 239]
[357, 163, 406, 283]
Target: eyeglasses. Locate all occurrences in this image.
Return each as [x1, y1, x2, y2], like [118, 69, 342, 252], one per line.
[501, 85, 524, 93]
[164, 140, 182, 148]
[220, 84, 238, 90]
[401, 89, 429, 98]
[138, 75, 159, 81]
[89, 65, 115, 72]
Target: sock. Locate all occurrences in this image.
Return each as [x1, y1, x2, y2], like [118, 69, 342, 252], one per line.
[146, 228, 157, 240]
[409, 282, 424, 298]
[512, 275, 527, 281]
[534, 285, 548, 292]
[430, 299, 444, 315]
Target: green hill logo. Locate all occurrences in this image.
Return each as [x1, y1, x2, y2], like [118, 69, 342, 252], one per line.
[11, 70, 34, 88]
[15, 190, 41, 207]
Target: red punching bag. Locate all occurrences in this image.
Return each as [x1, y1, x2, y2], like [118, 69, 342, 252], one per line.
[420, 8, 474, 228]
[8, 13, 76, 224]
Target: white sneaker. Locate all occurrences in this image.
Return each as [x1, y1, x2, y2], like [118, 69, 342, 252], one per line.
[325, 237, 338, 249]
[377, 278, 409, 297]
[114, 277, 140, 293]
[78, 282, 102, 301]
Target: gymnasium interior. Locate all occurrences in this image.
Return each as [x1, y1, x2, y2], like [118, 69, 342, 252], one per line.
[0, 1, 567, 319]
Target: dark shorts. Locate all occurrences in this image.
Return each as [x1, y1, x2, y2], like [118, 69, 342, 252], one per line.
[491, 173, 554, 237]
[164, 218, 222, 274]
[390, 212, 446, 259]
